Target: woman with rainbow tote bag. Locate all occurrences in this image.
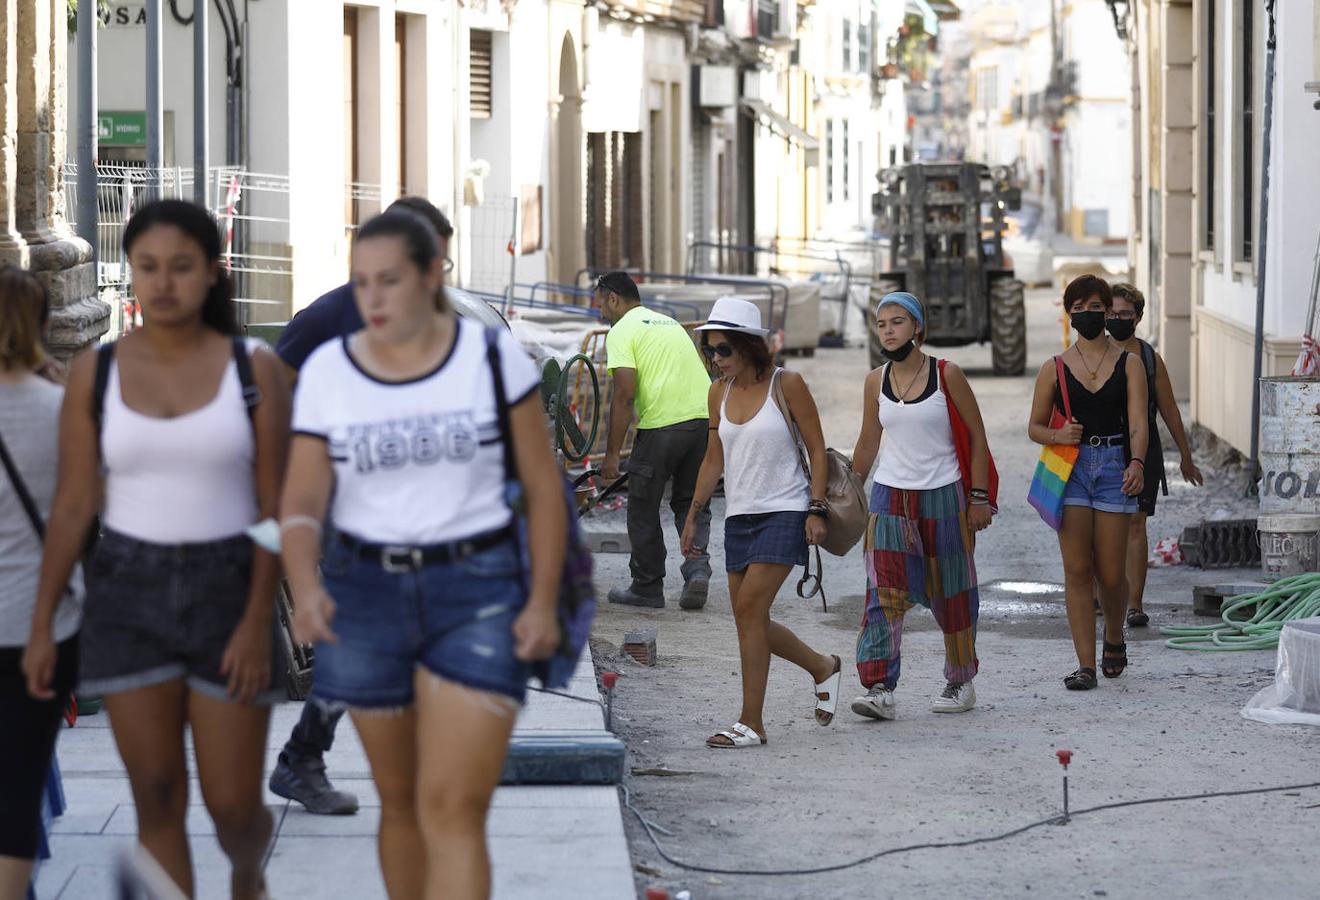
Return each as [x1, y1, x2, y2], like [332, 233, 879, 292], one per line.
[1027, 276, 1148, 692]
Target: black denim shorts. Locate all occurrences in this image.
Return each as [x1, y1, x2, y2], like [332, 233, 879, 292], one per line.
[79, 529, 283, 704]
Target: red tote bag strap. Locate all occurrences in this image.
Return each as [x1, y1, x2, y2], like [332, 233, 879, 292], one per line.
[1053, 356, 1074, 421]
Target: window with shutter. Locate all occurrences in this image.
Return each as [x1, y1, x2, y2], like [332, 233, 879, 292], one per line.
[470, 30, 492, 120]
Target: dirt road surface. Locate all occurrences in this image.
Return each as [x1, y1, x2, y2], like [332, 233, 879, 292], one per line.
[589, 288, 1318, 899]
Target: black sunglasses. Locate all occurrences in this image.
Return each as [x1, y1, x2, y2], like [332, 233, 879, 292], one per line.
[701, 343, 734, 359]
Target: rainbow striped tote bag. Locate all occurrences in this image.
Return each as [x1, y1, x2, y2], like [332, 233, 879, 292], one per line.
[1027, 357, 1080, 531]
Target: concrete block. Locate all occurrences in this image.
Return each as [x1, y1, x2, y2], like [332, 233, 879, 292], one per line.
[582, 522, 630, 553]
[1163, 4, 1195, 65]
[623, 627, 658, 666]
[501, 732, 626, 785]
[1162, 254, 1194, 317]
[1164, 67, 1195, 130]
[1163, 193, 1194, 256]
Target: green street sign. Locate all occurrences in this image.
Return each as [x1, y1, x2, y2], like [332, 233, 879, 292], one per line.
[97, 111, 147, 146]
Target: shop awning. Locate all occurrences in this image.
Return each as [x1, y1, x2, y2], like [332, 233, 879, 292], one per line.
[738, 98, 819, 152]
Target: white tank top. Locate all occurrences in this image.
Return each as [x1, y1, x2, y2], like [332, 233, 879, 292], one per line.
[717, 369, 811, 517]
[102, 342, 259, 543]
[874, 360, 962, 491]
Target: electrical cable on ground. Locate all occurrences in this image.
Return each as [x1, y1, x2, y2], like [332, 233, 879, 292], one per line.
[619, 780, 1320, 878]
[1160, 572, 1320, 651]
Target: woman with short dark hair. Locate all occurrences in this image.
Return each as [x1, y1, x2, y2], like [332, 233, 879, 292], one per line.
[0, 266, 81, 900]
[1028, 275, 1148, 690]
[680, 298, 842, 749]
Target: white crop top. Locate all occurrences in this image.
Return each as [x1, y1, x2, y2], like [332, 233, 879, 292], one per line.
[101, 339, 261, 544]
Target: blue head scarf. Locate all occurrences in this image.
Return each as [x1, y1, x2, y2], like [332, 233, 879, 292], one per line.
[875, 291, 925, 328]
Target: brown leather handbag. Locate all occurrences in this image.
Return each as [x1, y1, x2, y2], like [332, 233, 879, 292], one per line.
[770, 369, 869, 557]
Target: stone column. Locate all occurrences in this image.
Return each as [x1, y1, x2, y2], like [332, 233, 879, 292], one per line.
[0, 0, 28, 268]
[14, 0, 107, 357]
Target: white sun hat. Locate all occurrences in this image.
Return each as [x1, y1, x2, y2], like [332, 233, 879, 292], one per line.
[693, 297, 769, 337]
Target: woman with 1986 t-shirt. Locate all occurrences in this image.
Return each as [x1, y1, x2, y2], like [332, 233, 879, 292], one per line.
[280, 209, 565, 900]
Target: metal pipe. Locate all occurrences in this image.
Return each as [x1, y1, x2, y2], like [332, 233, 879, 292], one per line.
[75, 0, 98, 269]
[145, 0, 164, 198]
[194, 0, 209, 206]
[1248, 2, 1278, 486]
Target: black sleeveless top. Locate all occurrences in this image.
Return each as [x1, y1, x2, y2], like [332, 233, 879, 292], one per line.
[1056, 351, 1129, 440]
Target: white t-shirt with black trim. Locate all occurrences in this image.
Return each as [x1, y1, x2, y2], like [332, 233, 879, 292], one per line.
[292, 318, 540, 545]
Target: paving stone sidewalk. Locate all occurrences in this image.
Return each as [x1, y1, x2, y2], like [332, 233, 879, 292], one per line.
[34, 651, 635, 899]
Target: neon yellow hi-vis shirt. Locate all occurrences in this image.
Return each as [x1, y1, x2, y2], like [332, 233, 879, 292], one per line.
[605, 305, 711, 430]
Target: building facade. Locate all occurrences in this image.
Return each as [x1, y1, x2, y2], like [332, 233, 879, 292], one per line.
[1128, 0, 1319, 452]
[62, 0, 912, 326]
[964, 0, 1131, 243]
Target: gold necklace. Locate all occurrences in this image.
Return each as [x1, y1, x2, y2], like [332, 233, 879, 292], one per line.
[894, 354, 928, 404]
[1076, 341, 1110, 384]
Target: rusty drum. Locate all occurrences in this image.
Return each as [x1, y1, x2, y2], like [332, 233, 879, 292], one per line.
[1259, 377, 1320, 515]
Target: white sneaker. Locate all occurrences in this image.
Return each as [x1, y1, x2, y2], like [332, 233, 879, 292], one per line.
[931, 680, 976, 713]
[850, 685, 897, 720]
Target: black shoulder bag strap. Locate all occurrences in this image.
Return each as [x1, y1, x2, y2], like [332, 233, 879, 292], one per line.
[0, 427, 46, 539]
[483, 327, 516, 482]
[92, 342, 114, 441]
[1139, 340, 1168, 495]
[231, 337, 262, 426]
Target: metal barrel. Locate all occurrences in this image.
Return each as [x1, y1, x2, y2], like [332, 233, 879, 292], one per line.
[1259, 377, 1320, 515]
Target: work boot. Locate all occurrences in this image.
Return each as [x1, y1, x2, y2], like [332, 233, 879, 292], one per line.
[607, 586, 665, 609]
[269, 755, 359, 815]
[931, 680, 976, 714]
[850, 685, 897, 721]
[678, 578, 709, 611]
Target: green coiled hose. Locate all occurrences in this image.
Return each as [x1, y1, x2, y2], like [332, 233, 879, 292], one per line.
[1160, 572, 1320, 651]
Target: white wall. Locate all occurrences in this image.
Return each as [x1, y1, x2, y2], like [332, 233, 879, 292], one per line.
[1199, 0, 1320, 338]
[67, 2, 254, 171]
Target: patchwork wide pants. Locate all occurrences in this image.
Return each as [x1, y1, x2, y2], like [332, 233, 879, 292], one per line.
[856, 481, 980, 690]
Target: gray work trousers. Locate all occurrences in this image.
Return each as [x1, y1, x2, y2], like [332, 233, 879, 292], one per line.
[626, 419, 712, 597]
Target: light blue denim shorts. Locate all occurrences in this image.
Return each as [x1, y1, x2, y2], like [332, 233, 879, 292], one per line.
[1063, 440, 1138, 515]
[312, 534, 531, 709]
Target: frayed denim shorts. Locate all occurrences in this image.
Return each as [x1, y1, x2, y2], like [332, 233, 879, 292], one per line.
[724, 511, 809, 573]
[1063, 440, 1139, 515]
[79, 529, 284, 704]
[311, 533, 531, 710]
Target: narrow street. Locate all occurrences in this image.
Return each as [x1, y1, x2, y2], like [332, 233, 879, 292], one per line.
[592, 288, 1316, 898]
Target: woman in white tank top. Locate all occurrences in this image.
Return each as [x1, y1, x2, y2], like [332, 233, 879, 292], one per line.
[848, 292, 995, 722]
[679, 298, 842, 749]
[25, 200, 291, 899]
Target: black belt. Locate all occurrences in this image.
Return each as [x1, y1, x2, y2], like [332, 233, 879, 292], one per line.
[338, 526, 514, 573]
[1084, 434, 1125, 448]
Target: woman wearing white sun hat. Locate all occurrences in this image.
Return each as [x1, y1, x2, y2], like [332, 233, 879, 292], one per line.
[680, 297, 842, 749]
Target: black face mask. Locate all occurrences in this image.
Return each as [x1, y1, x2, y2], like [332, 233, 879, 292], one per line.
[1106, 318, 1137, 341]
[881, 340, 917, 362]
[1071, 311, 1107, 341]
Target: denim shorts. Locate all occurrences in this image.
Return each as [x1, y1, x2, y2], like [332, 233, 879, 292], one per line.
[1063, 441, 1138, 515]
[312, 534, 531, 709]
[80, 529, 284, 704]
[724, 511, 809, 573]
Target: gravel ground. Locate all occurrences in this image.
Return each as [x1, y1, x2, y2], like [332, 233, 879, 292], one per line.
[588, 288, 1318, 899]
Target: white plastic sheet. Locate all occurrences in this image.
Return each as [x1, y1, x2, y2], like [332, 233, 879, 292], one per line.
[1242, 616, 1320, 726]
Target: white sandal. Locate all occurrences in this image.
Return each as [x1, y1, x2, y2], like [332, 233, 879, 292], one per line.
[814, 655, 842, 726]
[706, 722, 767, 749]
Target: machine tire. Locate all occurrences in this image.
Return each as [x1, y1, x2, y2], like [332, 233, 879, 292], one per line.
[868, 277, 905, 370]
[989, 276, 1027, 376]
